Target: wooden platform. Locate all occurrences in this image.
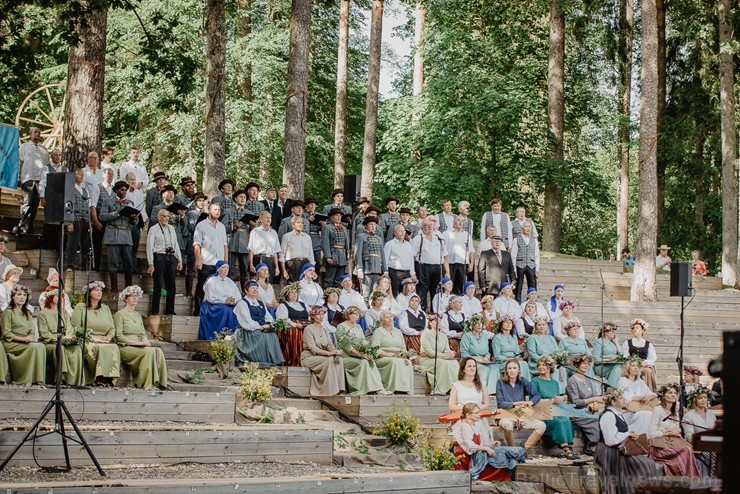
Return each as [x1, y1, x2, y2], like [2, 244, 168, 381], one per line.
[321, 394, 450, 425]
[0, 471, 470, 494]
[514, 464, 600, 494]
[145, 315, 200, 342]
[273, 366, 432, 397]
[0, 425, 333, 467]
[0, 388, 237, 424]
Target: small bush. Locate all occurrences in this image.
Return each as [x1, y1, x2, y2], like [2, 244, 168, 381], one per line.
[239, 362, 276, 403]
[373, 407, 420, 446]
[415, 438, 459, 471]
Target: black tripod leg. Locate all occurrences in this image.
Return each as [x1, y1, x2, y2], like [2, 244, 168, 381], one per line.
[55, 399, 72, 471]
[59, 401, 105, 476]
[0, 399, 55, 471]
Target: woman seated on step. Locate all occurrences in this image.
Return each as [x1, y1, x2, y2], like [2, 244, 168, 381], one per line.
[616, 358, 654, 435]
[335, 306, 389, 395]
[0, 264, 23, 311]
[621, 319, 657, 392]
[300, 305, 345, 396]
[452, 402, 526, 482]
[363, 291, 386, 338]
[1, 284, 46, 385]
[72, 281, 121, 385]
[198, 260, 240, 340]
[113, 285, 168, 389]
[559, 322, 599, 391]
[449, 357, 493, 418]
[254, 263, 279, 318]
[648, 383, 701, 477]
[273, 282, 309, 367]
[492, 314, 530, 383]
[565, 355, 605, 456]
[321, 288, 344, 344]
[495, 361, 547, 457]
[683, 384, 717, 476]
[38, 268, 73, 316]
[552, 300, 583, 342]
[372, 274, 403, 317]
[460, 314, 498, 390]
[416, 313, 459, 395]
[37, 287, 85, 386]
[526, 316, 565, 394]
[234, 280, 285, 368]
[369, 310, 415, 394]
[592, 322, 623, 389]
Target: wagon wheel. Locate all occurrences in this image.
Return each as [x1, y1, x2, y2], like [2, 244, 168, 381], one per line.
[14, 83, 65, 150]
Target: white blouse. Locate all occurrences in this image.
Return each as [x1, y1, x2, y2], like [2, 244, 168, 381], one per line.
[258, 283, 277, 307]
[234, 297, 274, 331]
[618, 376, 654, 403]
[397, 308, 427, 336]
[493, 296, 522, 320]
[299, 279, 324, 307]
[461, 295, 482, 318]
[683, 409, 717, 442]
[621, 338, 657, 365]
[600, 407, 631, 447]
[339, 288, 366, 311]
[204, 276, 241, 304]
[431, 292, 452, 314]
[553, 315, 585, 341]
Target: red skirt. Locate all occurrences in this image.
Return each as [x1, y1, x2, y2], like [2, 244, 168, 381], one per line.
[453, 441, 511, 482]
[404, 335, 422, 354]
[277, 325, 305, 367]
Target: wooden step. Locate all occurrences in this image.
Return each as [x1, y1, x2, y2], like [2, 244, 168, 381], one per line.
[0, 424, 333, 468]
[145, 315, 200, 343]
[272, 366, 432, 397]
[321, 394, 450, 425]
[0, 388, 237, 424]
[120, 293, 193, 317]
[514, 464, 599, 494]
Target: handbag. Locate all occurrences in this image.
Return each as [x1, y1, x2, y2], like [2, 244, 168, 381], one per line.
[650, 435, 691, 450]
[620, 433, 650, 456]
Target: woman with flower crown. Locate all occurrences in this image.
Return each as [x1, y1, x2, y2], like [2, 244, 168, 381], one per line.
[593, 322, 623, 388]
[648, 383, 701, 476]
[301, 305, 345, 396]
[37, 286, 85, 385]
[2, 284, 46, 385]
[460, 313, 498, 389]
[616, 358, 654, 434]
[621, 319, 657, 391]
[71, 281, 121, 385]
[526, 316, 565, 393]
[417, 313, 459, 394]
[684, 384, 717, 476]
[492, 314, 530, 381]
[336, 306, 388, 395]
[114, 285, 168, 389]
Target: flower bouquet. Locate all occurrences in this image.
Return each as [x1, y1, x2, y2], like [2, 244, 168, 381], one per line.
[268, 319, 291, 332]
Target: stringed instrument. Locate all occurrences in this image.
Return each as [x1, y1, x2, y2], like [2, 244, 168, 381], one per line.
[496, 399, 553, 421]
[438, 410, 496, 423]
[625, 398, 660, 413]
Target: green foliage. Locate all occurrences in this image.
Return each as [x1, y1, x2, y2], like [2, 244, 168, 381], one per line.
[258, 410, 275, 423]
[373, 407, 420, 446]
[239, 362, 276, 403]
[210, 329, 235, 365]
[415, 438, 459, 471]
[183, 367, 209, 384]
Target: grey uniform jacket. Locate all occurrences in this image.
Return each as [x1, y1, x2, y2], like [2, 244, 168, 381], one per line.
[223, 207, 250, 254]
[354, 232, 386, 275]
[321, 223, 350, 266]
[378, 212, 401, 241]
[99, 197, 134, 245]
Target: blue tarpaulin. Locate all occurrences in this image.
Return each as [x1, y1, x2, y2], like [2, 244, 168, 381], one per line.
[0, 124, 19, 188]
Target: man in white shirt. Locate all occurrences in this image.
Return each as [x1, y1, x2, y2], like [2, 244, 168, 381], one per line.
[101, 147, 118, 181]
[147, 208, 183, 315]
[384, 224, 416, 297]
[38, 148, 69, 249]
[247, 210, 281, 279]
[119, 147, 149, 191]
[411, 218, 449, 311]
[511, 207, 538, 240]
[444, 216, 474, 295]
[510, 222, 540, 302]
[457, 201, 474, 236]
[655, 245, 672, 272]
[14, 127, 49, 234]
[193, 202, 228, 315]
[480, 198, 512, 249]
[412, 206, 428, 228]
[437, 199, 455, 233]
[124, 171, 146, 271]
[280, 214, 315, 282]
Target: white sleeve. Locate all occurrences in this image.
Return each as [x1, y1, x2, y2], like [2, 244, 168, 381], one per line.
[146, 226, 156, 265]
[140, 165, 149, 189]
[648, 407, 664, 438]
[646, 343, 657, 365]
[618, 377, 635, 403]
[39, 168, 49, 197]
[600, 412, 630, 447]
[193, 223, 204, 247]
[322, 312, 336, 334]
[552, 318, 565, 341]
[397, 311, 419, 336]
[204, 278, 227, 304]
[234, 300, 260, 331]
[479, 214, 487, 243]
[534, 239, 540, 271]
[514, 319, 525, 338]
[510, 240, 518, 262]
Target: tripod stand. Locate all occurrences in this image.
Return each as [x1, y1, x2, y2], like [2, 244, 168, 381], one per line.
[0, 217, 105, 475]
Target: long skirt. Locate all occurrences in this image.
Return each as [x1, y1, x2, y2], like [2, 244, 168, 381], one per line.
[236, 329, 285, 367]
[45, 343, 85, 386]
[0, 343, 8, 383]
[300, 351, 345, 396]
[119, 346, 168, 389]
[277, 326, 304, 367]
[3, 341, 46, 385]
[198, 302, 238, 340]
[543, 417, 574, 445]
[649, 445, 701, 477]
[417, 356, 459, 395]
[570, 416, 601, 455]
[403, 335, 422, 354]
[84, 342, 121, 382]
[375, 356, 415, 394]
[594, 362, 622, 389]
[343, 356, 384, 394]
[642, 365, 657, 392]
[453, 446, 512, 482]
[474, 361, 500, 391]
[594, 442, 662, 494]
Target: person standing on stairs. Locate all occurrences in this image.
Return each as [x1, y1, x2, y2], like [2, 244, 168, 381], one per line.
[147, 208, 183, 315]
[99, 181, 137, 292]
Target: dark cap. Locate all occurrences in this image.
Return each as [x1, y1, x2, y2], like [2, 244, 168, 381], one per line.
[399, 207, 412, 214]
[153, 171, 169, 181]
[191, 192, 208, 202]
[113, 180, 128, 191]
[232, 189, 247, 199]
[291, 200, 305, 208]
[304, 197, 318, 206]
[160, 185, 177, 195]
[331, 188, 344, 199]
[363, 216, 379, 226]
[218, 179, 234, 190]
[384, 196, 399, 206]
[328, 207, 344, 216]
[179, 176, 195, 186]
[366, 205, 381, 216]
[356, 196, 370, 205]
[244, 181, 260, 191]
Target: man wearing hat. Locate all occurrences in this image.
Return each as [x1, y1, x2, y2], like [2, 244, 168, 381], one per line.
[146, 172, 169, 219]
[477, 234, 516, 296]
[399, 207, 419, 239]
[99, 181, 137, 291]
[304, 198, 323, 267]
[322, 207, 350, 287]
[656, 245, 672, 272]
[211, 178, 236, 221]
[174, 176, 197, 207]
[280, 212, 315, 282]
[261, 186, 278, 216]
[354, 215, 386, 299]
[278, 199, 305, 242]
[322, 189, 352, 216]
[351, 197, 370, 240]
[223, 189, 251, 288]
[185, 191, 208, 296]
[150, 185, 187, 263]
[244, 182, 265, 227]
[354, 204, 380, 240]
[410, 218, 449, 311]
[378, 196, 401, 241]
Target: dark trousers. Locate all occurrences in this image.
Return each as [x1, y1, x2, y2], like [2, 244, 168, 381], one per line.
[286, 257, 309, 283]
[449, 263, 466, 295]
[152, 253, 178, 315]
[388, 268, 410, 297]
[18, 180, 39, 232]
[417, 263, 443, 311]
[91, 223, 105, 271]
[64, 219, 90, 270]
[324, 262, 346, 288]
[360, 273, 381, 300]
[231, 252, 249, 290]
[194, 263, 216, 316]
[107, 243, 134, 278]
[515, 266, 537, 302]
[130, 224, 141, 273]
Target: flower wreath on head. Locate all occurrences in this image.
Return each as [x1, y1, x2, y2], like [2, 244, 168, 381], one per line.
[279, 282, 301, 300]
[630, 318, 649, 331]
[497, 314, 516, 332]
[370, 291, 386, 301]
[309, 305, 327, 318]
[344, 306, 364, 318]
[683, 365, 703, 377]
[600, 322, 618, 333]
[323, 287, 342, 298]
[538, 353, 557, 370]
[84, 281, 106, 293]
[463, 313, 486, 332]
[686, 384, 711, 407]
[10, 284, 30, 296]
[119, 285, 143, 302]
[656, 382, 680, 399]
[533, 315, 549, 325]
[627, 354, 644, 366]
[558, 300, 576, 311]
[604, 387, 624, 405]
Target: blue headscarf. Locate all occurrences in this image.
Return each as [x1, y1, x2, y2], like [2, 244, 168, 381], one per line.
[255, 262, 268, 273]
[299, 263, 315, 281]
[212, 260, 229, 277]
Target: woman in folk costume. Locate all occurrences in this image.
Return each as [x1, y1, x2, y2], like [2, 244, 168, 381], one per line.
[431, 277, 454, 315]
[460, 281, 482, 318]
[38, 268, 73, 316]
[255, 262, 279, 317]
[235, 280, 285, 367]
[114, 285, 168, 389]
[492, 315, 530, 381]
[547, 284, 566, 336]
[552, 300, 584, 342]
[298, 263, 323, 307]
[616, 358, 655, 435]
[417, 313, 459, 395]
[37, 286, 85, 385]
[274, 282, 309, 367]
[492, 282, 521, 320]
[480, 294, 498, 337]
[1, 284, 46, 385]
[526, 316, 565, 393]
[321, 287, 344, 343]
[335, 306, 388, 395]
[621, 319, 658, 392]
[198, 260, 240, 340]
[301, 305, 345, 396]
[459, 314, 498, 390]
[592, 322, 623, 389]
[0, 264, 22, 311]
[364, 291, 386, 338]
[370, 310, 415, 394]
[71, 281, 121, 385]
[683, 385, 718, 476]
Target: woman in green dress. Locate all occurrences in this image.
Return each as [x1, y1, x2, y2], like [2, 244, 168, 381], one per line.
[559, 322, 598, 393]
[370, 310, 415, 394]
[114, 285, 168, 389]
[527, 316, 566, 393]
[592, 322, 623, 388]
[417, 313, 459, 395]
[71, 281, 121, 385]
[37, 287, 85, 386]
[336, 306, 388, 395]
[459, 314, 498, 390]
[530, 357, 579, 460]
[1, 284, 46, 385]
[492, 315, 530, 382]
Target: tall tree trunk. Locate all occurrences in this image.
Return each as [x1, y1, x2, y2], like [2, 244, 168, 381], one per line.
[694, 119, 705, 229]
[719, 0, 738, 287]
[412, 2, 425, 97]
[283, 0, 312, 199]
[655, 0, 666, 233]
[237, 0, 255, 176]
[544, 0, 564, 253]
[360, 0, 383, 200]
[333, 0, 350, 189]
[617, 0, 634, 260]
[631, 0, 659, 302]
[203, 0, 226, 199]
[62, 3, 107, 169]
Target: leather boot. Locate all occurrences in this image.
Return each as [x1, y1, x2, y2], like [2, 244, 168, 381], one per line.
[523, 431, 543, 455]
[109, 272, 119, 293]
[185, 275, 194, 298]
[503, 429, 515, 447]
[124, 270, 133, 289]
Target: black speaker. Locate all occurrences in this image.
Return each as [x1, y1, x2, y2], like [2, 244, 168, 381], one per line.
[669, 261, 692, 297]
[44, 172, 76, 224]
[343, 174, 361, 204]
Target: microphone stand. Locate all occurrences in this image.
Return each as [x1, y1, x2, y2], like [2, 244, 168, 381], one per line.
[558, 362, 617, 392]
[431, 234, 444, 395]
[598, 269, 607, 394]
